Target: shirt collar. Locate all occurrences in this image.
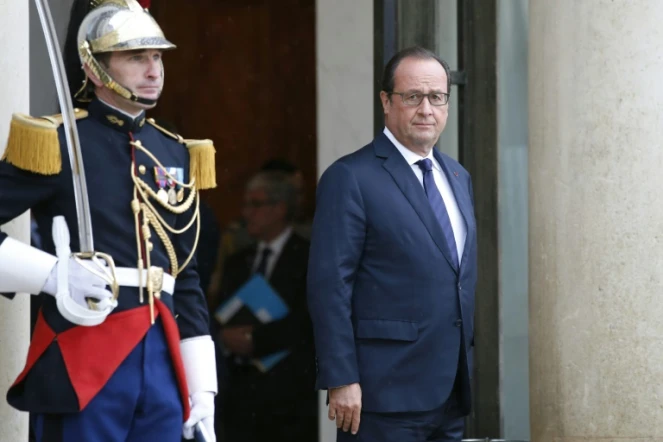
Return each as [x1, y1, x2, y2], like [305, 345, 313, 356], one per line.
[383, 127, 441, 171]
[257, 226, 293, 257]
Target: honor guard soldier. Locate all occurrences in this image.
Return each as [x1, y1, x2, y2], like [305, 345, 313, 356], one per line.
[0, 1, 218, 441]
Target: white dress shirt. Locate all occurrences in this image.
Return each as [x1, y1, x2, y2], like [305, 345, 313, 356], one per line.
[251, 226, 293, 279]
[384, 127, 467, 263]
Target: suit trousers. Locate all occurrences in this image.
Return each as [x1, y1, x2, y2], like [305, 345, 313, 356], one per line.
[33, 319, 183, 442]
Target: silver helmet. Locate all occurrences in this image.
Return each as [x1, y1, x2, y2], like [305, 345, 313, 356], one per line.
[75, 0, 175, 104]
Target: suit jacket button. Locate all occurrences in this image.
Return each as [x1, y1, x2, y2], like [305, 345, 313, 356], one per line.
[454, 319, 463, 327]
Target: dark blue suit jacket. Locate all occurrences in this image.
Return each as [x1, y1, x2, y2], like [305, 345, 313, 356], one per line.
[307, 132, 477, 414]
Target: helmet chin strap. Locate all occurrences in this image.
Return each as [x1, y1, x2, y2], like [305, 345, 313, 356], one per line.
[119, 87, 159, 107]
[78, 41, 159, 107]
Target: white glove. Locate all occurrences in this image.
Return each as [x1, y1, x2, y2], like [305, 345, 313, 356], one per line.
[41, 257, 114, 309]
[180, 336, 218, 441]
[182, 391, 216, 441]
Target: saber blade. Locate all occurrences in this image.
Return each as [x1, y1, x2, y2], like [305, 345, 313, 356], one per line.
[34, 0, 94, 253]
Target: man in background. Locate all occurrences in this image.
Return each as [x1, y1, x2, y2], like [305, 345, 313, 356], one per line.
[205, 158, 309, 307]
[212, 170, 317, 441]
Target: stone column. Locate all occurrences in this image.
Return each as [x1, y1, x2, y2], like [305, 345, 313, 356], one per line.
[0, 0, 32, 440]
[529, 1, 663, 441]
[316, 1, 373, 441]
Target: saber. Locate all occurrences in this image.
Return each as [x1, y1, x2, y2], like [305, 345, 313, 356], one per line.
[34, 0, 118, 325]
[194, 422, 212, 442]
[34, 0, 93, 251]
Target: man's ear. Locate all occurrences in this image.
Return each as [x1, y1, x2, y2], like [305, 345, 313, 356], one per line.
[82, 63, 103, 87]
[379, 91, 391, 116]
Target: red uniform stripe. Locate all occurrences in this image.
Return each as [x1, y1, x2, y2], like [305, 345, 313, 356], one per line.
[155, 300, 191, 421]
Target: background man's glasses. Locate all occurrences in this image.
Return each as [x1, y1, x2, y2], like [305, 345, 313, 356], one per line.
[243, 200, 277, 209]
[389, 90, 449, 106]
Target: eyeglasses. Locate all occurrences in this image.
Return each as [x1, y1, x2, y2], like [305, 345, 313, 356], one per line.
[243, 199, 277, 209]
[389, 91, 450, 107]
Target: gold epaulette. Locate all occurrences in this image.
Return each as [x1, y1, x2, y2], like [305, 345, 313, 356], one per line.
[183, 139, 216, 190]
[146, 118, 217, 190]
[1, 109, 88, 175]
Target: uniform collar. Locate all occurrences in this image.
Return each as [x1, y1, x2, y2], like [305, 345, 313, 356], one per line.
[88, 98, 147, 134]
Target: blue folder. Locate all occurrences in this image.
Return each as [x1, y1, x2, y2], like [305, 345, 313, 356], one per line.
[215, 274, 290, 372]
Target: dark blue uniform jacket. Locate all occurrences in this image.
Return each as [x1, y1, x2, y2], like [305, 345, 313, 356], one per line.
[0, 99, 210, 416]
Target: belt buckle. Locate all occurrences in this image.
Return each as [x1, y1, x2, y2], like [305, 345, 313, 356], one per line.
[146, 266, 164, 299]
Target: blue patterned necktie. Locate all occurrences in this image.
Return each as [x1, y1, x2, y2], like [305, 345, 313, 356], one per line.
[416, 158, 459, 269]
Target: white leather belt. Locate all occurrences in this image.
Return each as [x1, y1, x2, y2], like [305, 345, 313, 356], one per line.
[115, 267, 175, 296]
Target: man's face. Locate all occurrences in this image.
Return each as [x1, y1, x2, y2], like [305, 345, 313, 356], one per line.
[380, 57, 449, 154]
[100, 49, 165, 111]
[242, 188, 286, 240]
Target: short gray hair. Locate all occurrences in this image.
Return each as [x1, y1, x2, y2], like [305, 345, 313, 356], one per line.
[246, 170, 297, 221]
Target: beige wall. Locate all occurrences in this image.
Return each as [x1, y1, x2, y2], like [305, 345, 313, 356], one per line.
[529, 1, 663, 440]
[316, 0, 374, 175]
[0, 0, 32, 440]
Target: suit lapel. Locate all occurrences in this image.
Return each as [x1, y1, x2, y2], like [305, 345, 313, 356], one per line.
[268, 234, 303, 301]
[434, 149, 476, 272]
[243, 245, 257, 277]
[376, 134, 459, 273]
[269, 236, 294, 286]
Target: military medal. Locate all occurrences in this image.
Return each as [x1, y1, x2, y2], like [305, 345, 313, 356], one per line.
[154, 166, 186, 206]
[154, 167, 170, 205]
[157, 188, 169, 204]
[167, 167, 186, 204]
[168, 186, 177, 205]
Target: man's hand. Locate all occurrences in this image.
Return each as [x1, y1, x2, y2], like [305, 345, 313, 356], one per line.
[41, 257, 114, 309]
[220, 325, 254, 356]
[182, 391, 216, 442]
[329, 383, 362, 435]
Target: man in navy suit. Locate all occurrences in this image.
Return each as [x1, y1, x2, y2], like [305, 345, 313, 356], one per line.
[307, 46, 477, 442]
